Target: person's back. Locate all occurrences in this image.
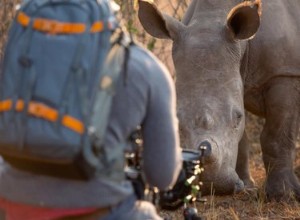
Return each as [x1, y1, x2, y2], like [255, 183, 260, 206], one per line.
[0, 6, 182, 219]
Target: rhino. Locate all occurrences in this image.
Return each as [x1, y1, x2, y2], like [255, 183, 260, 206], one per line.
[138, 0, 300, 201]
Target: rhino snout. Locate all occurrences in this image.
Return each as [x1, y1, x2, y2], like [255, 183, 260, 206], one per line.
[197, 139, 220, 163]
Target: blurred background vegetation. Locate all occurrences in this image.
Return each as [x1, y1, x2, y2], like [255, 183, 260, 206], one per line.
[0, 0, 20, 60]
[115, 0, 189, 74]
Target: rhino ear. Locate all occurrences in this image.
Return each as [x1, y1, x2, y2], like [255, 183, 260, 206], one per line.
[138, 0, 184, 40]
[227, 0, 262, 40]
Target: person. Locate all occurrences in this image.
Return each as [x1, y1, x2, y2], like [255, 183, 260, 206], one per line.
[0, 1, 182, 219]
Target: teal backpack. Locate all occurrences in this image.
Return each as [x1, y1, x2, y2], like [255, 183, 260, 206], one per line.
[0, 0, 130, 181]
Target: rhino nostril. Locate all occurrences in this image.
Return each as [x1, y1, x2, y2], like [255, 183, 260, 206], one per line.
[198, 140, 212, 157]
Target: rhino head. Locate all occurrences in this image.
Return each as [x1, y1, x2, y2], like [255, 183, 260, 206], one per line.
[138, 0, 261, 195]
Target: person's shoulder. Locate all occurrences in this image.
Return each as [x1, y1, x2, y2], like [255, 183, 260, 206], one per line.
[128, 43, 175, 98]
[128, 43, 171, 82]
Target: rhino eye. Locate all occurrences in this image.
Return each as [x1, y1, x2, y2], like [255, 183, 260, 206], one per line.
[233, 110, 243, 128]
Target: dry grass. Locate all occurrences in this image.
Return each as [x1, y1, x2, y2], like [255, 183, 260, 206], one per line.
[1, 1, 300, 220]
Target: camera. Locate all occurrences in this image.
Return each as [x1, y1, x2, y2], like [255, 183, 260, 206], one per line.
[159, 150, 203, 209]
[126, 130, 205, 220]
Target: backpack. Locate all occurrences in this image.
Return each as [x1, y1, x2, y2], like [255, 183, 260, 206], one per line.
[0, 0, 130, 181]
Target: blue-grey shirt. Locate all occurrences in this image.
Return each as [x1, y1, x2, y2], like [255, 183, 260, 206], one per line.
[0, 44, 182, 208]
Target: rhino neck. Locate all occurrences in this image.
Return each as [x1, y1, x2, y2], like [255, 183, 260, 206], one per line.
[182, 0, 242, 25]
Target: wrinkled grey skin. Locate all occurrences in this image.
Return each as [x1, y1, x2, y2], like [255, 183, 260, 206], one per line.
[138, 0, 300, 200]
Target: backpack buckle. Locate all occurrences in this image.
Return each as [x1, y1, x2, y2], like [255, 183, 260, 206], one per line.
[27, 102, 58, 122]
[29, 103, 45, 118]
[35, 19, 60, 35]
[33, 18, 86, 35]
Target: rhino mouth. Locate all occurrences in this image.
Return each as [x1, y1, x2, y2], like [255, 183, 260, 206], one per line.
[200, 168, 244, 195]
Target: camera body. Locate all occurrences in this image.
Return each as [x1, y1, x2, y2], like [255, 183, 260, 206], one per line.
[159, 150, 202, 210]
[125, 147, 204, 220]
[126, 129, 204, 220]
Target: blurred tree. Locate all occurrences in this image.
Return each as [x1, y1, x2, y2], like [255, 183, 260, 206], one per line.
[0, 0, 19, 60]
[115, 0, 189, 74]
